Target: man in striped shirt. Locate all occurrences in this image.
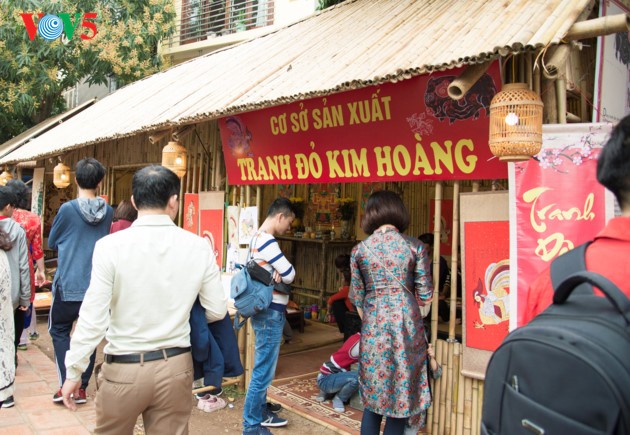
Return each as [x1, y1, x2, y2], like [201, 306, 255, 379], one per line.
[242, 198, 296, 435]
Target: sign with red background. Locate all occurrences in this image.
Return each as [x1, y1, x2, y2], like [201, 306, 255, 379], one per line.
[512, 123, 612, 326]
[219, 63, 506, 185]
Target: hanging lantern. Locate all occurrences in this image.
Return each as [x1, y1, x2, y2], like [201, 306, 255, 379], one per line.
[488, 83, 544, 162]
[53, 162, 71, 188]
[0, 169, 12, 186]
[161, 140, 187, 178]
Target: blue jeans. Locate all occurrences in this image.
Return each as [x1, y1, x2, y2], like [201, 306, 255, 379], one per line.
[242, 308, 284, 432]
[317, 371, 359, 402]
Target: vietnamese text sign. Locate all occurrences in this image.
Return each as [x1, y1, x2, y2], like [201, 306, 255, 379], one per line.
[219, 63, 506, 185]
[510, 123, 613, 327]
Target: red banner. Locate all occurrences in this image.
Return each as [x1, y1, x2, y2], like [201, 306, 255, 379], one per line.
[219, 63, 506, 185]
[183, 193, 199, 235]
[511, 123, 612, 327]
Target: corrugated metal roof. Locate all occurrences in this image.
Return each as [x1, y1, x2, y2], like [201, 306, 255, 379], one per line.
[1, 0, 591, 164]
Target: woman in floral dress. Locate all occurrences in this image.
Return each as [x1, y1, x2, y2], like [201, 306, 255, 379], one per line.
[349, 190, 433, 434]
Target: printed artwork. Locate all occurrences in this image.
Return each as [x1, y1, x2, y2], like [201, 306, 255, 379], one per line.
[238, 206, 258, 245]
[183, 193, 199, 235]
[309, 184, 340, 225]
[464, 221, 510, 352]
[225, 205, 240, 273]
[199, 191, 225, 269]
[31, 168, 44, 217]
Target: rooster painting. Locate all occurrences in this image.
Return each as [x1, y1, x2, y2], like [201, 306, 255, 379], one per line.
[472, 259, 510, 329]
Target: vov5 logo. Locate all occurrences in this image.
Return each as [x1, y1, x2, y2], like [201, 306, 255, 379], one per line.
[20, 13, 98, 41]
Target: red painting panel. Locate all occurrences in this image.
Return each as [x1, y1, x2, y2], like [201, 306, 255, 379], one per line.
[465, 221, 510, 352]
[200, 209, 224, 270]
[429, 199, 453, 256]
[183, 193, 199, 235]
[219, 62, 506, 185]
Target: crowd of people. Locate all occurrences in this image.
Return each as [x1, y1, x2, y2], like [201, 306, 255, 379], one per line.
[2, 114, 627, 434]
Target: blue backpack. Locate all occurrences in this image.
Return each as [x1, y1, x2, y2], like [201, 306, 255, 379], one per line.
[230, 261, 273, 330]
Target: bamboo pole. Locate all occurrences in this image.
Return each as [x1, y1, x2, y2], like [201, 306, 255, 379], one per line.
[557, 77, 568, 124]
[456, 343, 465, 435]
[565, 14, 630, 40]
[431, 182, 443, 345]
[526, 52, 533, 90]
[580, 77, 589, 122]
[463, 377, 473, 435]
[246, 185, 251, 208]
[449, 181, 460, 340]
[237, 318, 246, 390]
[543, 44, 571, 80]
[444, 341, 454, 434]
[432, 339, 445, 435]
[245, 319, 255, 388]
[438, 338, 449, 435]
[451, 343, 461, 433]
[477, 382, 484, 435]
[471, 379, 480, 435]
[471, 182, 479, 193]
[447, 61, 492, 100]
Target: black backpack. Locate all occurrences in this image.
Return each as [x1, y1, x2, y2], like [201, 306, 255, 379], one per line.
[481, 244, 630, 435]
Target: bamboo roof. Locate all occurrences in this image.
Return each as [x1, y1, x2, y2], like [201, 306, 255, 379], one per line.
[0, 0, 592, 164]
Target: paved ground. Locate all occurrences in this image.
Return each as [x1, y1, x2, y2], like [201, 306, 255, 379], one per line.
[0, 344, 95, 434]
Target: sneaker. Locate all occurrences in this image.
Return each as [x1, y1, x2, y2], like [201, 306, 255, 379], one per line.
[74, 388, 87, 404]
[195, 387, 222, 399]
[1, 396, 14, 408]
[332, 395, 345, 413]
[260, 412, 288, 428]
[17, 343, 27, 351]
[29, 332, 39, 341]
[197, 394, 227, 413]
[53, 389, 64, 403]
[266, 402, 282, 413]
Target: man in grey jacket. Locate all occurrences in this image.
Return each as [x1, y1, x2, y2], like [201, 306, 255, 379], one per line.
[0, 186, 32, 409]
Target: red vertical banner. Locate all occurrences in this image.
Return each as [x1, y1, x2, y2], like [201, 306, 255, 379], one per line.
[199, 192, 225, 270]
[429, 199, 453, 255]
[511, 123, 613, 327]
[464, 221, 510, 352]
[183, 193, 199, 235]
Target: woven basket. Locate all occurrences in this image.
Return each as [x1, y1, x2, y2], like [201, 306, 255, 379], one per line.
[162, 140, 188, 178]
[488, 83, 543, 162]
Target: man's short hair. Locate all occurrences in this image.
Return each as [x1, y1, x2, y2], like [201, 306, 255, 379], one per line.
[597, 114, 630, 208]
[132, 165, 180, 210]
[418, 233, 434, 247]
[75, 158, 106, 190]
[267, 197, 296, 218]
[6, 179, 30, 210]
[361, 190, 409, 234]
[0, 186, 16, 210]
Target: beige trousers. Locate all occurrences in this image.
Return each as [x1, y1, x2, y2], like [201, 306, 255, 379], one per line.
[94, 352, 194, 435]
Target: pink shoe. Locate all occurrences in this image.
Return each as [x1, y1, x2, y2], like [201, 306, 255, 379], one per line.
[197, 394, 227, 413]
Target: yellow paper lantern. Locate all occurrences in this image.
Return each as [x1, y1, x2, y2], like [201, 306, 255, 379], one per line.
[0, 170, 13, 186]
[53, 162, 71, 188]
[488, 83, 544, 162]
[161, 141, 187, 178]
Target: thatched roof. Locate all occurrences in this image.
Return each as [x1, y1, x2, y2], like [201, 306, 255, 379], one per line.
[0, 0, 591, 164]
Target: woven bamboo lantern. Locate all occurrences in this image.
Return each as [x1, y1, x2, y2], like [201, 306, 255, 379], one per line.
[0, 168, 12, 186]
[53, 162, 71, 188]
[161, 140, 187, 178]
[488, 83, 543, 162]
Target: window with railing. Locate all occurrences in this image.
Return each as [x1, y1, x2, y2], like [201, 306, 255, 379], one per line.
[176, 0, 274, 46]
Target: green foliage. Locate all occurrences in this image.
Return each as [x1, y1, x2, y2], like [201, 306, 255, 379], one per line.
[316, 0, 346, 11]
[0, 0, 176, 142]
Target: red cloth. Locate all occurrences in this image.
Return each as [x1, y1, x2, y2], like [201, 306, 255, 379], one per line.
[110, 219, 133, 234]
[12, 209, 44, 301]
[524, 216, 630, 324]
[327, 285, 354, 311]
[320, 332, 360, 374]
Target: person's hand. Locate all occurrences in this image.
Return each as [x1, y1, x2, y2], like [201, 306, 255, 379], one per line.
[18, 305, 28, 311]
[427, 343, 435, 360]
[61, 379, 80, 411]
[35, 269, 46, 287]
[272, 270, 281, 283]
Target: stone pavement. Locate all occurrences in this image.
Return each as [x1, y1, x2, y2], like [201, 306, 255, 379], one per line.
[0, 345, 96, 434]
